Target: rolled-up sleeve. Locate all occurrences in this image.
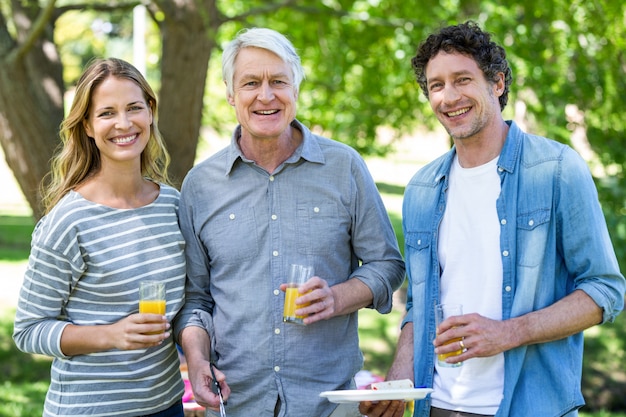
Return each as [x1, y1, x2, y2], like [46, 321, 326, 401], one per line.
[350, 155, 405, 313]
[559, 148, 625, 323]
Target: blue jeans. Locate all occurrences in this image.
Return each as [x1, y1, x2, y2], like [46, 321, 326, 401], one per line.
[140, 400, 184, 417]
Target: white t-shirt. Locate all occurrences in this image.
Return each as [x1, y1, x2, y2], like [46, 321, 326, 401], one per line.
[432, 155, 505, 415]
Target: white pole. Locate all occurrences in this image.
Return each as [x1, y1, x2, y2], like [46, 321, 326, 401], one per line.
[133, 5, 146, 75]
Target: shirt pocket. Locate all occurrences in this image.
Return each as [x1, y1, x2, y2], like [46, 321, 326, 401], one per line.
[207, 207, 259, 264]
[405, 231, 431, 285]
[296, 201, 340, 255]
[516, 208, 551, 268]
[405, 231, 431, 251]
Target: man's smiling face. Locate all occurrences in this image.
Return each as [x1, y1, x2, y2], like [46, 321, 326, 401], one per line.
[425, 51, 504, 141]
[228, 47, 298, 142]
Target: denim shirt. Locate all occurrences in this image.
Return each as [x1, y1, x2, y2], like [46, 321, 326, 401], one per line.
[402, 121, 624, 417]
[174, 120, 405, 417]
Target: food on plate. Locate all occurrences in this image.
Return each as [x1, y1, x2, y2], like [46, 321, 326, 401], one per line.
[371, 379, 414, 390]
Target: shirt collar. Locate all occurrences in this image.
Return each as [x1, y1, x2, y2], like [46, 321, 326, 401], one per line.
[497, 120, 522, 174]
[223, 119, 325, 175]
[432, 120, 522, 183]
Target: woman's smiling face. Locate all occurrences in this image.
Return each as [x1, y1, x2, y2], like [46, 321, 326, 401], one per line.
[83, 76, 153, 168]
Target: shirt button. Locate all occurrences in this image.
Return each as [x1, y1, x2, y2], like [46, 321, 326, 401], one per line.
[417, 239, 421, 245]
[274, 366, 280, 372]
[271, 214, 277, 220]
[274, 328, 280, 334]
[273, 251, 279, 257]
[498, 167, 504, 172]
[505, 286, 512, 292]
[269, 176, 275, 182]
[229, 213, 235, 220]
[500, 219, 507, 225]
[528, 220, 534, 226]
[273, 289, 280, 296]
[502, 250, 509, 257]
[313, 207, 320, 213]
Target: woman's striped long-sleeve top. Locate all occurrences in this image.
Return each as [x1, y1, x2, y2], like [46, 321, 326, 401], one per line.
[13, 184, 186, 417]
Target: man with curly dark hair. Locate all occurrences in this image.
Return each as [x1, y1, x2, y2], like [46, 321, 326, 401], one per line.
[360, 21, 624, 417]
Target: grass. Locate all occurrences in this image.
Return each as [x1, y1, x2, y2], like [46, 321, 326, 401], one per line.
[0, 215, 33, 261]
[0, 309, 51, 417]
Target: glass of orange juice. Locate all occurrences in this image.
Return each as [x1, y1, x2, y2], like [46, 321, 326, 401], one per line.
[434, 303, 463, 367]
[139, 281, 166, 334]
[283, 264, 314, 325]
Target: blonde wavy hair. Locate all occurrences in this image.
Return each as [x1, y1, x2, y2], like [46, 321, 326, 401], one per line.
[41, 58, 171, 214]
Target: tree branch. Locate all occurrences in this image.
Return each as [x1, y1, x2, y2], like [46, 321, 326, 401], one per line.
[0, 7, 16, 56]
[225, 0, 412, 29]
[10, 0, 57, 62]
[285, 4, 418, 28]
[54, 0, 141, 17]
[10, 0, 145, 62]
[224, 0, 301, 23]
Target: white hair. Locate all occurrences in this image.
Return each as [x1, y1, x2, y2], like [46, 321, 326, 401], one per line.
[222, 28, 305, 97]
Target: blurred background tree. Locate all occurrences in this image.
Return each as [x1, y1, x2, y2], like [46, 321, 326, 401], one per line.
[0, 1, 623, 234]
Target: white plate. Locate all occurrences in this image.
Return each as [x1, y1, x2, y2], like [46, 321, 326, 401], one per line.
[320, 388, 434, 403]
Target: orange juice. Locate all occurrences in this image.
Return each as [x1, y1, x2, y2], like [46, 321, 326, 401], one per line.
[139, 299, 166, 335]
[139, 299, 166, 315]
[437, 336, 463, 362]
[283, 286, 311, 324]
[434, 303, 463, 367]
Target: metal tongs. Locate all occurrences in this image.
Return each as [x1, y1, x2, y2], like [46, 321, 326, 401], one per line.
[210, 362, 226, 417]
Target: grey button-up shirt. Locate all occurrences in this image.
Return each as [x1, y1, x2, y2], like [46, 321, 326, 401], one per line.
[174, 120, 405, 417]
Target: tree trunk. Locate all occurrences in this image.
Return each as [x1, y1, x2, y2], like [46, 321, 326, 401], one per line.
[0, 0, 223, 218]
[155, 0, 220, 187]
[0, 2, 65, 220]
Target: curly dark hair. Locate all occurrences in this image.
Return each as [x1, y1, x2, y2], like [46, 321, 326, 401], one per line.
[411, 21, 512, 111]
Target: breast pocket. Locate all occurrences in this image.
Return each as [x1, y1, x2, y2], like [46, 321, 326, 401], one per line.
[516, 208, 551, 268]
[207, 207, 259, 264]
[405, 231, 431, 285]
[296, 202, 341, 255]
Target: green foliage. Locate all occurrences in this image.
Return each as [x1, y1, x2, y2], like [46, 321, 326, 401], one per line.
[581, 414, 626, 417]
[234, 0, 431, 155]
[359, 307, 404, 376]
[583, 321, 626, 411]
[49, 0, 626, 271]
[471, 1, 626, 273]
[0, 216, 33, 261]
[55, 5, 161, 92]
[229, 0, 626, 272]
[0, 309, 50, 417]
[0, 380, 49, 417]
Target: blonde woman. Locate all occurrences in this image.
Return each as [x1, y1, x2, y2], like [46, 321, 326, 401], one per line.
[14, 58, 186, 417]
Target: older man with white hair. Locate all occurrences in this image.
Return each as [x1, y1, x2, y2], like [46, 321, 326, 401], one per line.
[174, 27, 405, 417]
